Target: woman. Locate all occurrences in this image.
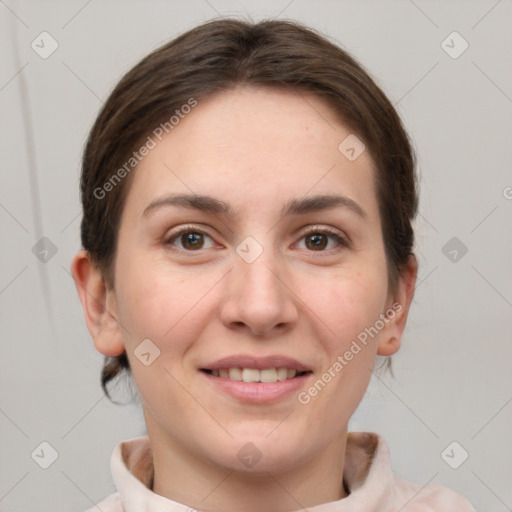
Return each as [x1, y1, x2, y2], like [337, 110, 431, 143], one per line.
[71, 18, 475, 511]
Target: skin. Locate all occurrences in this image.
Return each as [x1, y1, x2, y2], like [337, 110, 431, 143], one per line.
[72, 86, 417, 512]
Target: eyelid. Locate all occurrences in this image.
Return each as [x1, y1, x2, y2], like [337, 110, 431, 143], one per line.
[164, 224, 218, 249]
[296, 225, 351, 250]
[300, 224, 347, 238]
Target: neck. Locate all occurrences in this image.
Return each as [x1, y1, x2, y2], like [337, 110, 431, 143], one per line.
[146, 417, 349, 512]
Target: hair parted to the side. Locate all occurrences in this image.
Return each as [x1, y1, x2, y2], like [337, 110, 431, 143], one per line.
[79, 18, 417, 400]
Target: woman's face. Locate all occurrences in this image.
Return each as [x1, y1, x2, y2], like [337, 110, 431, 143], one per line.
[90, 86, 413, 473]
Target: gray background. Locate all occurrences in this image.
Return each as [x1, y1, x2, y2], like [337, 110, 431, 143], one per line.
[1, 0, 511, 511]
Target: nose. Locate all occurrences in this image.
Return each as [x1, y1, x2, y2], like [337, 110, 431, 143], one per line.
[219, 246, 299, 337]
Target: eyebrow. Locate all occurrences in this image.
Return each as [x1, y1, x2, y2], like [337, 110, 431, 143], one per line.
[142, 193, 367, 220]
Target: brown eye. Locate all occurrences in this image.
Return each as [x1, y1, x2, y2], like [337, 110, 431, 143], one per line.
[180, 232, 204, 250]
[305, 233, 328, 250]
[297, 228, 349, 252]
[166, 229, 215, 251]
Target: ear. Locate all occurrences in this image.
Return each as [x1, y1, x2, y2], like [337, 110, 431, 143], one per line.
[377, 255, 418, 356]
[71, 250, 125, 357]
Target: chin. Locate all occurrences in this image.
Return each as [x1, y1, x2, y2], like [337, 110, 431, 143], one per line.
[205, 434, 310, 475]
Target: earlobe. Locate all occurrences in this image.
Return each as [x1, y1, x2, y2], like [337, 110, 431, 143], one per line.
[71, 250, 125, 357]
[377, 255, 418, 357]
[377, 334, 401, 357]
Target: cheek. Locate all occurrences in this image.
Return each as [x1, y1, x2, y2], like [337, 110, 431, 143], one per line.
[115, 255, 217, 353]
[114, 264, 211, 405]
[308, 266, 388, 346]
[304, 273, 387, 414]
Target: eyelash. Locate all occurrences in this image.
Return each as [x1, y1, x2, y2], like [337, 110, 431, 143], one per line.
[164, 225, 350, 254]
[300, 226, 350, 251]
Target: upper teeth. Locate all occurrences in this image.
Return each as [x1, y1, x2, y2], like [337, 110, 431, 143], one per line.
[213, 368, 298, 383]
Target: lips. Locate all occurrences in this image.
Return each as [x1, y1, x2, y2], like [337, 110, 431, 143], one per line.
[200, 355, 312, 386]
[199, 354, 313, 402]
[200, 354, 312, 373]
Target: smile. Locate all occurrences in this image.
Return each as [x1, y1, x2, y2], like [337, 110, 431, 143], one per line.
[199, 354, 313, 403]
[201, 367, 311, 383]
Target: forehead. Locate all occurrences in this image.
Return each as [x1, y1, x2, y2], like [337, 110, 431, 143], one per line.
[122, 86, 379, 222]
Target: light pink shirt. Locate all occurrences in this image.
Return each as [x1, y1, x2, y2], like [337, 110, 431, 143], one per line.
[86, 433, 475, 511]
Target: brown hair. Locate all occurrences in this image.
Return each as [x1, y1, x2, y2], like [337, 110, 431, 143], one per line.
[79, 18, 417, 399]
